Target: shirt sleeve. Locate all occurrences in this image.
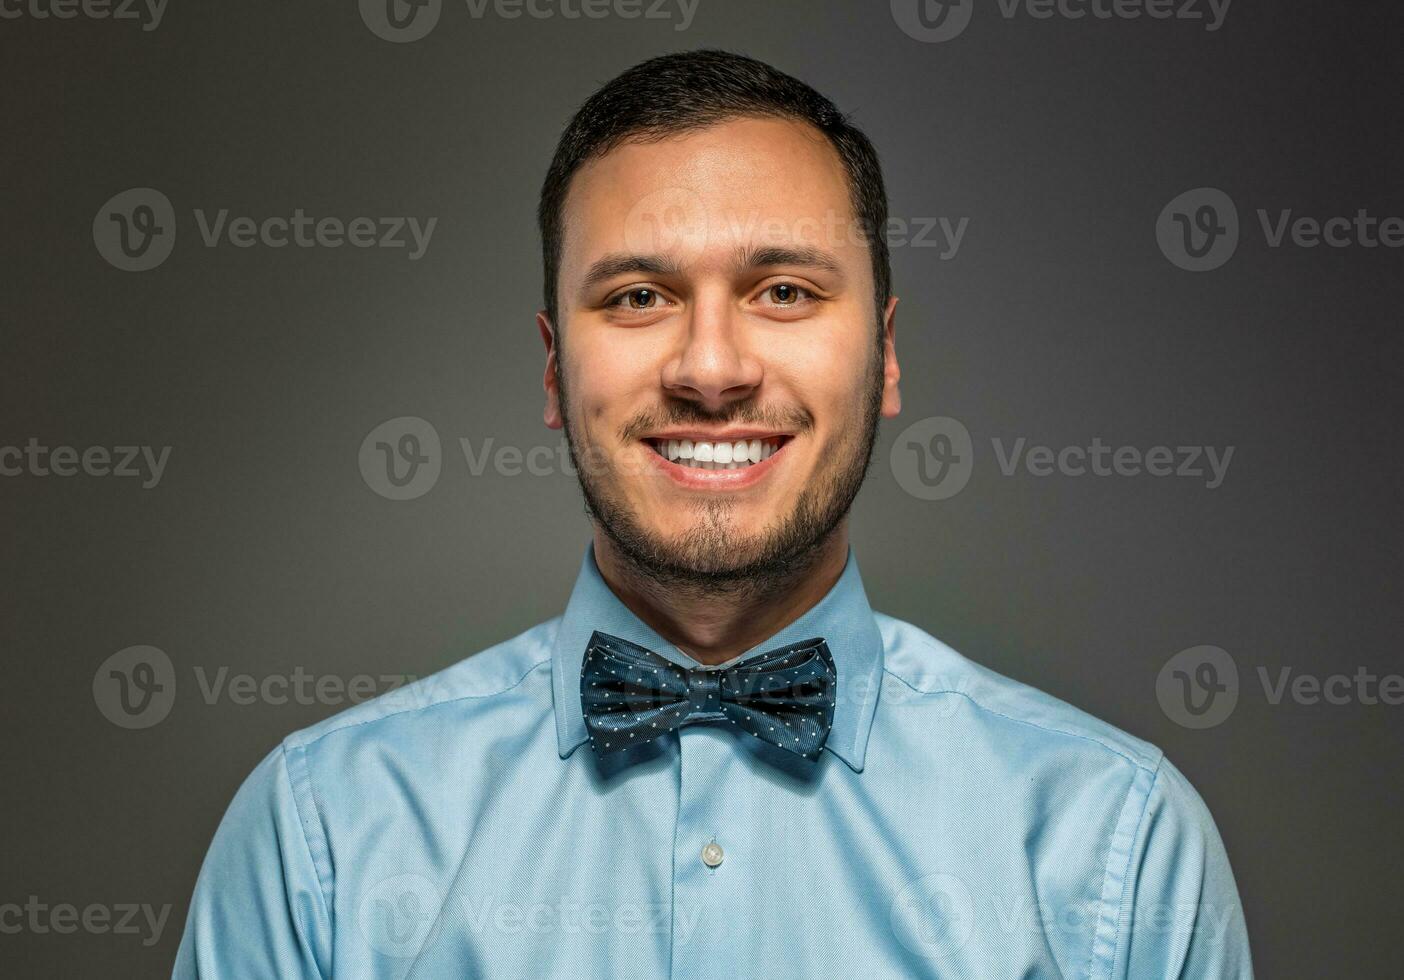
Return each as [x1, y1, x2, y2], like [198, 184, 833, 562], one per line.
[172, 744, 332, 979]
[1113, 755, 1253, 979]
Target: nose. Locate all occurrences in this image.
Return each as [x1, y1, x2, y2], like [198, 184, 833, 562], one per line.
[660, 293, 763, 411]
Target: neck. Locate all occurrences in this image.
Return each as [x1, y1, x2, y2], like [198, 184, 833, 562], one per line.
[591, 524, 850, 666]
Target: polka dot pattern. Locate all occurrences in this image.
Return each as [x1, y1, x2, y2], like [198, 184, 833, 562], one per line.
[580, 630, 836, 762]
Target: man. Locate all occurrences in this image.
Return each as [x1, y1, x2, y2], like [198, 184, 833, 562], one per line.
[174, 50, 1252, 978]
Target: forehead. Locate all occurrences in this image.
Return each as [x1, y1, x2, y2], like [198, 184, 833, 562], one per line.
[559, 116, 860, 276]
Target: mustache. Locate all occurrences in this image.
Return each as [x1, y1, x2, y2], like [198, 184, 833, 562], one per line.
[618, 403, 815, 443]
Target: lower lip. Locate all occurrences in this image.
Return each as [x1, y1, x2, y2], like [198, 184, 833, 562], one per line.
[642, 440, 791, 490]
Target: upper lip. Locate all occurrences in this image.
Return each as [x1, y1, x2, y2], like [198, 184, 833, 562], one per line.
[641, 429, 793, 442]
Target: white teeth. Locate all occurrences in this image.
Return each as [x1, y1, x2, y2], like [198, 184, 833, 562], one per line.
[654, 437, 785, 469]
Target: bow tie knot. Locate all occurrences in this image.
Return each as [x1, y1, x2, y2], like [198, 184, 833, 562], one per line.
[685, 670, 724, 715]
[580, 630, 837, 761]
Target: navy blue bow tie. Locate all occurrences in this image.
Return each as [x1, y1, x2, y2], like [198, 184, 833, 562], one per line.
[580, 630, 837, 761]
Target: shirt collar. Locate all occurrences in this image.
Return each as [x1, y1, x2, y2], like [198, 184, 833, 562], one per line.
[551, 541, 884, 772]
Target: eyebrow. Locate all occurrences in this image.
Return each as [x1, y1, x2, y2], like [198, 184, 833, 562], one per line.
[578, 244, 846, 293]
[737, 245, 844, 275]
[581, 253, 684, 291]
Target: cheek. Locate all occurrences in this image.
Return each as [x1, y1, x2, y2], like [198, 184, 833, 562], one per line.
[766, 325, 874, 414]
[567, 335, 660, 422]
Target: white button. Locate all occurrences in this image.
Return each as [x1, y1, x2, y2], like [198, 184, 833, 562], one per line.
[701, 841, 724, 868]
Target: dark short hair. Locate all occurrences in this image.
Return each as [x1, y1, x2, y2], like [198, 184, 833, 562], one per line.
[537, 49, 891, 330]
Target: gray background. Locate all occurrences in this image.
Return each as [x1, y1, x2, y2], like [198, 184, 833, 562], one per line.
[2, 0, 1400, 975]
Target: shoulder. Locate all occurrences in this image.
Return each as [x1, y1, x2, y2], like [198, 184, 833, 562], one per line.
[281, 617, 559, 756]
[873, 613, 1249, 973]
[196, 619, 562, 896]
[874, 611, 1163, 776]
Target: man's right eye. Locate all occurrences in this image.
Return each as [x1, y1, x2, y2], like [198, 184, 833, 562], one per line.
[608, 287, 661, 310]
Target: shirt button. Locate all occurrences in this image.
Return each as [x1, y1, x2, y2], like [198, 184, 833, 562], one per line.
[701, 841, 724, 868]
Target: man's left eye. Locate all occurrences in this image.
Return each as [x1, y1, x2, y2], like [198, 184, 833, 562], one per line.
[764, 283, 809, 305]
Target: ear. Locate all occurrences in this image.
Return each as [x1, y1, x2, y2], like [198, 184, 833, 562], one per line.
[879, 296, 901, 419]
[538, 311, 564, 430]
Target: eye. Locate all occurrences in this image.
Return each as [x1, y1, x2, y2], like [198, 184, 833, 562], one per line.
[761, 283, 812, 306]
[608, 287, 663, 310]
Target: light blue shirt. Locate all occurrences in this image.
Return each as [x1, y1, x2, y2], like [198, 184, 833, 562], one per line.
[174, 544, 1252, 978]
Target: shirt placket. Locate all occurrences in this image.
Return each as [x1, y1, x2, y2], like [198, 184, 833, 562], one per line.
[670, 720, 751, 980]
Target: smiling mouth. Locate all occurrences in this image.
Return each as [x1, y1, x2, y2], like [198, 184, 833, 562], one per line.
[644, 436, 790, 470]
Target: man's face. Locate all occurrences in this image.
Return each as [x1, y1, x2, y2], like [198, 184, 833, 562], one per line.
[541, 116, 901, 584]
